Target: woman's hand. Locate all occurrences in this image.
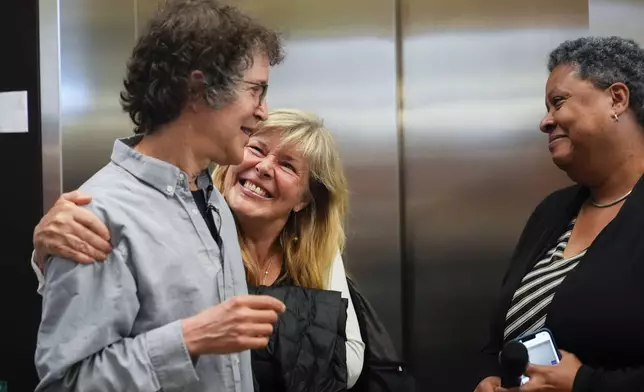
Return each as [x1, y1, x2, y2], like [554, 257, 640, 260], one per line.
[518, 351, 582, 392]
[474, 376, 501, 392]
[33, 191, 112, 269]
[494, 351, 582, 392]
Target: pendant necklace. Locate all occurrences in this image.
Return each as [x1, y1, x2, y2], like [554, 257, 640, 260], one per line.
[262, 255, 275, 285]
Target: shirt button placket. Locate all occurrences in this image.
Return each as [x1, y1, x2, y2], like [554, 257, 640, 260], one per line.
[232, 354, 241, 390]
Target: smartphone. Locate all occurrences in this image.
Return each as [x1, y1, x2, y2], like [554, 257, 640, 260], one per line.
[513, 328, 561, 384]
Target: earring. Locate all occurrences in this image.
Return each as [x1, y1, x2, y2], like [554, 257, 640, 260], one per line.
[613, 113, 620, 122]
[292, 211, 299, 243]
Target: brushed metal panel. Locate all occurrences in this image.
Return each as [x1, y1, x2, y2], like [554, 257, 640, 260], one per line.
[137, 0, 403, 351]
[39, 0, 62, 211]
[590, 0, 644, 43]
[60, 0, 135, 191]
[401, 0, 588, 389]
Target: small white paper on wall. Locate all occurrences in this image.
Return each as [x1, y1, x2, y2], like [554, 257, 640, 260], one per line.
[0, 91, 28, 133]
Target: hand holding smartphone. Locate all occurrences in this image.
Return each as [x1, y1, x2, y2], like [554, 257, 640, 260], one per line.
[513, 328, 561, 384]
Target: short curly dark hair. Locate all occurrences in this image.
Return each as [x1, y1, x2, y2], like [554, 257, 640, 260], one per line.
[548, 36, 644, 126]
[120, 0, 285, 134]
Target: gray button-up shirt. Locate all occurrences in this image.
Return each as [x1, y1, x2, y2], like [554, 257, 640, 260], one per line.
[35, 136, 253, 392]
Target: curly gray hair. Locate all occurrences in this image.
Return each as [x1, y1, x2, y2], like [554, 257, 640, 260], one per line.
[121, 0, 285, 135]
[548, 36, 644, 126]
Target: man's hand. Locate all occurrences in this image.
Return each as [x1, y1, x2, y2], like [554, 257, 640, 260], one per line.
[182, 295, 287, 355]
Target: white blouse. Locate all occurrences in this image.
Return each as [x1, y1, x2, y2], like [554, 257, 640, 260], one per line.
[325, 250, 365, 388]
[31, 249, 365, 388]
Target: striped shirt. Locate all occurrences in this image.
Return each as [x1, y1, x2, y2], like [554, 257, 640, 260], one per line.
[504, 219, 585, 341]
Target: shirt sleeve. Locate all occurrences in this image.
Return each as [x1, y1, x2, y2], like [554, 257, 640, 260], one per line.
[327, 249, 365, 389]
[30, 250, 45, 295]
[34, 243, 200, 392]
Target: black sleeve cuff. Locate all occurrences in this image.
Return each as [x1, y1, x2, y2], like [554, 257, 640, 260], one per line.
[572, 364, 594, 392]
[475, 352, 502, 386]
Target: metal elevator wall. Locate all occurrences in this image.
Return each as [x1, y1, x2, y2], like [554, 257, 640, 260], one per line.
[400, 1, 587, 389]
[37, 0, 644, 390]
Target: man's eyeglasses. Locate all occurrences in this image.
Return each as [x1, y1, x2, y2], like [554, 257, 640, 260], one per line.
[243, 80, 268, 105]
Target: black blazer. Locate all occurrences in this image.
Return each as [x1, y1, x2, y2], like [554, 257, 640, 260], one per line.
[480, 175, 644, 392]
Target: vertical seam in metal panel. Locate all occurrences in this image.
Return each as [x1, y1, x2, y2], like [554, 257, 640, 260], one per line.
[34, 0, 45, 217]
[133, 0, 139, 40]
[55, 0, 62, 198]
[39, 0, 63, 211]
[587, 0, 591, 31]
[394, 0, 413, 365]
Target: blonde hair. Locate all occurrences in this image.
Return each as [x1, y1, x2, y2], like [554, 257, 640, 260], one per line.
[213, 109, 349, 289]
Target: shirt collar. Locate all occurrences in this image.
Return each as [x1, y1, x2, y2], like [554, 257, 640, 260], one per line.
[110, 135, 213, 196]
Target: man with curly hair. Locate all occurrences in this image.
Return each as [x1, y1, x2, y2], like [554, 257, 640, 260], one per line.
[34, 1, 286, 391]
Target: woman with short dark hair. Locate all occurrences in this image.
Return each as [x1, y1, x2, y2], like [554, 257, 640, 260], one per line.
[475, 36, 644, 392]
